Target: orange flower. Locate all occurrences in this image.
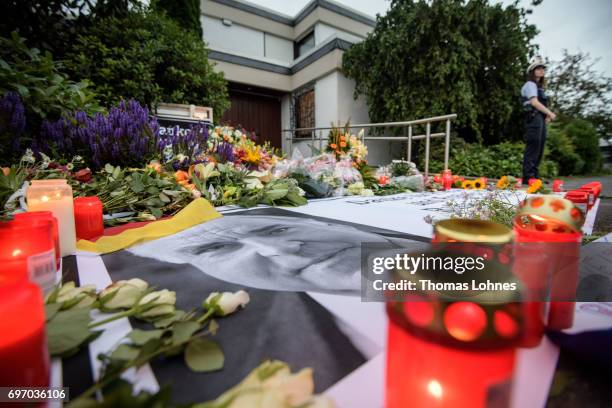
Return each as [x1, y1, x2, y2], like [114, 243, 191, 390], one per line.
[340, 142, 347, 148]
[147, 162, 161, 173]
[339, 135, 346, 143]
[1, 167, 10, 176]
[175, 170, 190, 182]
[527, 179, 542, 194]
[330, 143, 337, 149]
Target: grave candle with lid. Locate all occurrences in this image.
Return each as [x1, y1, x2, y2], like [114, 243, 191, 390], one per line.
[387, 219, 523, 408]
[26, 179, 76, 256]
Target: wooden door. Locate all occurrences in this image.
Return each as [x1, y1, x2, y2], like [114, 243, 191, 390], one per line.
[221, 85, 283, 148]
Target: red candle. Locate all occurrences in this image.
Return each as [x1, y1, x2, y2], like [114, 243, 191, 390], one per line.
[442, 169, 452, 191]
[576, 187, 596, 210]
[0, 221, 56, 291]
[74, 196, 104, 241]
[386, 220, 521, 408]
[514, 196, 583, 330]
[0, 281, 50, 390]
[581, 182, 601, 199]
[387, 299, 521, 408]
[552, 180, 564, 192]
[14, 211, 61, 270]
[564, 191, 588, 216]
[527, 178, 538, 186]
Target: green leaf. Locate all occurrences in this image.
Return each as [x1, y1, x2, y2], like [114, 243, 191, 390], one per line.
[158, 192, 171, 203]
[128, 329, 164, 346]
[110, 344, 140, 361]
[172, 321, 200, 346]
[46, 308, 93, 356]
[265, 188, 288, 201]
[154, 310, 187, 328]
[184, 338, 224, 372]
[45, 303, 62, 322]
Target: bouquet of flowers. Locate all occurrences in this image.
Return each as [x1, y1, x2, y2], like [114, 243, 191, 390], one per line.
[325, 121, 368, 168]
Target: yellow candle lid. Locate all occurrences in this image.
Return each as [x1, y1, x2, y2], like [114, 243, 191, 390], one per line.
[434, 219, 514, 243]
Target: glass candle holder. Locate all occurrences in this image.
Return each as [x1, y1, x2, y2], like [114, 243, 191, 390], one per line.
[564, 191, 588, 216]
[0, 280, 50, 391]
[74, 197, 104, 241]
[514, 196, 584, 331]
[0, 221, 56, 292]
[14, 211, 61, 271]
[386, 219, 522, 408]
[442, 169, 453, 191]
[27, 179, 76, 256]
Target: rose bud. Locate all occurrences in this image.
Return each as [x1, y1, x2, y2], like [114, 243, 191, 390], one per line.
[47, 282, 97, 309]
[135, 289, 177, 319]
[99, 278, 149, 311]
[203, 290, 250, 316]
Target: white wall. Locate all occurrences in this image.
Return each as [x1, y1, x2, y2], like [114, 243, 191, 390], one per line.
[314, 23, 364, 45]
[264, 34, 293, 63]
[202, 15, 264, 58]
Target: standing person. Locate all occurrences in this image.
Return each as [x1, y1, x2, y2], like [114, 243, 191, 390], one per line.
[521, 56, 557, 182]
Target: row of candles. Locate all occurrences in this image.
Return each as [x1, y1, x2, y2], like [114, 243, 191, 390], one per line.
[0, 179, 104, 393]
[386, 185, 599, 408]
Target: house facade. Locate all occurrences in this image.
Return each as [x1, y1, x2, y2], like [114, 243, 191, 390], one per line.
[201, 0, 373, 153]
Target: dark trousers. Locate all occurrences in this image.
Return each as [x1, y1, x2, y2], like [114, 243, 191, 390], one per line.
[522, 113, 547, 181]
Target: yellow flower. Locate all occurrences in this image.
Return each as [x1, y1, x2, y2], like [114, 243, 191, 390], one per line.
[497, 176, 509, 189]
[527, 179, 543, 194]
[473, 178, 485, 189]
[462, 180, 474, 189]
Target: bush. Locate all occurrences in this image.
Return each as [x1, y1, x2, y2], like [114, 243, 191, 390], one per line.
[415, 137, 524, 178]
[564, 119, 602, 174]
[544, 124, 583, 175]
[0, 32, 101, 162]
[64, 10, 229, 119]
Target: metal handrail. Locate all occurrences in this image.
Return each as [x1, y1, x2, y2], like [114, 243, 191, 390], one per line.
[282, 114, 457, 180]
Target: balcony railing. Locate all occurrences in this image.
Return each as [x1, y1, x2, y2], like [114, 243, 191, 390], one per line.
[282, 114, 457, 180]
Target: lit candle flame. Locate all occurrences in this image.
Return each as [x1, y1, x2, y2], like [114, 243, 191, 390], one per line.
[12, 249, 22, 257]
[41, 195, 49, 202]
[427, 379, 443, 399]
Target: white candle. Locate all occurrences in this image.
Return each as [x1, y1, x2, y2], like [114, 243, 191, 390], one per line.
[27, 180, 77, 256]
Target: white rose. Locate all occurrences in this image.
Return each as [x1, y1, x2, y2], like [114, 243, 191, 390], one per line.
[48, 282, 97, 309]
[136, 289, 176, 318]
[99, 278, 148, 310]
[203, 290, 250, 316]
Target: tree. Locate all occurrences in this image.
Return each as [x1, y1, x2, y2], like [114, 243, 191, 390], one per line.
[342, 0, 539, 144]
[63, 9, 229, 119]
[152, 0, 203, 38]
[547, 50, 612, 142]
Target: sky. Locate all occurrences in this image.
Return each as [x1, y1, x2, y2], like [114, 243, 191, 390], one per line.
[245, 0, 612, 77]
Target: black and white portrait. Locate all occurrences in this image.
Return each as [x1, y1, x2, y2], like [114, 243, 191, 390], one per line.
[127, 208, 424, 294]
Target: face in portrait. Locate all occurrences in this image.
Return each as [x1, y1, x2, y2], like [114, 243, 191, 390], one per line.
[128, 214, 411, 294]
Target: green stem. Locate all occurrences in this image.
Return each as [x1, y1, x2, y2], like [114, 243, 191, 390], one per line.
[71, 329, 212, 404]
[88, 309, 135, 329]
[197, 308, 215, 325]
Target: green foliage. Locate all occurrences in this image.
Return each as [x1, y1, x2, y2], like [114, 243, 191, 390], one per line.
[0, 32, 102, 122]
[548, 50, 612, 142]
[153, 0, 203, 37]
[544, 124, 584, 175]
[63, 10, 229, 119]
[342, 0, 539, 145]
[0, 1, 142, 58]
[416, 137, 524, 178]
[538, 159, 558, 179]
[564, 119, 602, 174]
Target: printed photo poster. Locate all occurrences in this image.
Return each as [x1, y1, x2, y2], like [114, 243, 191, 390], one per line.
[94, 207, 428, 404]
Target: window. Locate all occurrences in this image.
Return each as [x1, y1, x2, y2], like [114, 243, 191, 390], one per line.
[294, 89, 315, 137]
[294, 31, 315, 59]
